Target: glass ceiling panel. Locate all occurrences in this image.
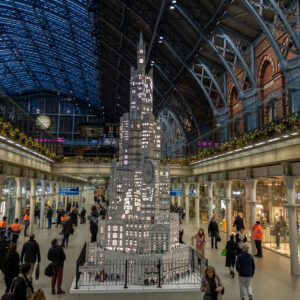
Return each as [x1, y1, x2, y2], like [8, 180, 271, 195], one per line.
[0, 0, 99, 108]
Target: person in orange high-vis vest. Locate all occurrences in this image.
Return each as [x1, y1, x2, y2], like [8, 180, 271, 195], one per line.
[253, 221, 263, 258]
[11, 218, 22, 242]
[61, 215, 67, 226]
[0, 216, 7, 234]
[24, 210, 30, 237]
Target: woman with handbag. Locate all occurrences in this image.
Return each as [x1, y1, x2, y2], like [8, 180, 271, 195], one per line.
[225, 234, 237, 278]
[191, 228, 206, 257]
[201, 266, 224, 300]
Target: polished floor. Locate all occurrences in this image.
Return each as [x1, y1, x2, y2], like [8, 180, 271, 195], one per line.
[0, 202, 299, 300]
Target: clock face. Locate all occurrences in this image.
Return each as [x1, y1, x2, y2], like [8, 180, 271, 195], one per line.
[36, 115, 51, 130]
[143, 161, 154, 184]
[139, 49, 143, 53]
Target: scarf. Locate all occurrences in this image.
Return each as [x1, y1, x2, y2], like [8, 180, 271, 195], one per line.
[206, 275, 218, 300]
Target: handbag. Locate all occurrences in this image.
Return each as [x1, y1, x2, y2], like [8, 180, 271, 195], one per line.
[1, 277, 17, 300]
[35, 263, 40, 280]
[216, 235, 221, 242]
[44, 263, 53, 277]
[221, 248, 227, 256]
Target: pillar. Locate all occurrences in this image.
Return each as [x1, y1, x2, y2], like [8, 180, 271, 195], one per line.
[248, 179, 258, 255]
[268, 179, 274, 223]
[14, 177, 23, 221]
[284, 176, 300, 275]
[195, 183, 200, 229]
[29, 179, 37, 235]
[49, 181, 55, 208]
[40, 180, 46, 229]
[0, 175, 6, 216]
[225, 181, 233, 241]
[177, 184, 182, 207]
[184, 183, 190, 224]
[207, 182, 214, 222]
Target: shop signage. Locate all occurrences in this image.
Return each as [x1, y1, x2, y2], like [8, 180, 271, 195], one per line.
[197, 141, 224, 147]
[189, 189, 195, 196]
[59, 187, 79, 195]
[170, 189, 183, 196]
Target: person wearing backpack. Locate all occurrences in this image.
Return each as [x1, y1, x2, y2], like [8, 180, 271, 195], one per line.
[13, 263, 33, 300]
[2, 243, 20, 293]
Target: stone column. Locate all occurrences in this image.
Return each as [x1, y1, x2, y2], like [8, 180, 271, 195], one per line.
[14, 177, 24, 221]
[248, 179, 258, 255]
[184, 183, 190, 224]
[177, 184, 182, 207]
[284, 176, 300, 275]
[29, 179, 37, 235]
[207, 182, 214, 222]
[49, 181, 55, 208]
[195, 182, 200, 229]
[225, 181, 233, 241]
[39, 180, 46, 229]
[0, 175, 6, 216]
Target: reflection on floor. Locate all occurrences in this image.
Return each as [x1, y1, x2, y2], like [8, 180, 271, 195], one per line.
[0, 215, 299, 300]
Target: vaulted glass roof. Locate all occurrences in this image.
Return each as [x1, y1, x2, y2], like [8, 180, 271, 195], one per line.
[0, 0, 100, 108]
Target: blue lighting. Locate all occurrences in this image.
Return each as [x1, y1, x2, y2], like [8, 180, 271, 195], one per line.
[0, 0, 99, 108]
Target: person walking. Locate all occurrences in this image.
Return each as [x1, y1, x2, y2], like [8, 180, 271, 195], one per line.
[24, 210, 30, 237]
[236, 243, 255, 300]
[11, 218, 22, 242]
[34, 205, 40, 228]
[236, 227, 247, 256]
[47, 238, 66, 294]
[69, 208, 78, 227]
[208, 216, 219, 249]
[90, 217, 98, 243]
[225, 234, 237, 278]
[46, 206, 54, 229]
[56, 207, 62, 228]
[233, 213, 244, 232]
[20, 234, 41, 281]
[0, 216, 7, 235]
[3, 243, 20, 293]
[252, 221, 263, 257]
[191, 228, 206, 257]
[0, 232, 9, 274]
[80, 207, 86, 224]
[61, 216, 73, 248]
[274, 219, 281, 249]
[12, 263, 34, 300]
[201, 266, 224, 300]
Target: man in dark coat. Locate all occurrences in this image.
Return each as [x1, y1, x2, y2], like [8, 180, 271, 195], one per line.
[208, 216, 219, 249]
[236, 243, 255, 300]
[225, 234, 237, 278]
[90, 217, 98, 243]
[61, 216, 73, 247]
[47, 206, 54, 229]
[47, 239, 66, 294]
[20, 233, 41, 281]
[0, 232, 9, 272]
[233, 213, 244, 232]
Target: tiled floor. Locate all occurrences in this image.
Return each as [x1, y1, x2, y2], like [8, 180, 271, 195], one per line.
[0, 201, 299, 300]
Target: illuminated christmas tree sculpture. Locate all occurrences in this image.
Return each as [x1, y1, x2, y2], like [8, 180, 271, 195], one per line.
[80, 33, 191, 287]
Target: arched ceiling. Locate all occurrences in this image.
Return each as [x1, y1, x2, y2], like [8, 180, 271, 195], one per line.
[0, 0, 298, 141]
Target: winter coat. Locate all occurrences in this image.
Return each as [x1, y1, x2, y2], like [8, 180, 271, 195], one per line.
[3, 252, 20, 280]
[236, 252, 255, 277]
[0, 238, 9, 270]
[233, 216, 244, 231]
[20, 240, 41, 263]
[208, 221, 219, 236]
[47, 245, 66, 267]
[13, 273, 33, 300]
[90, 220, 98, 235]
[47, 208, 53, 218]
[225, 240, 237, 267]
[62, 219, 73, 235]
[201, 274, 223, 300]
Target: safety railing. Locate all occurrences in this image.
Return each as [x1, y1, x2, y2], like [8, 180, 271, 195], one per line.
[75, 242, 87, 289]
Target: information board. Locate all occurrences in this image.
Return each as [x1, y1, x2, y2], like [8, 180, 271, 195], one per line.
[170, 189, 183, 196]
[59, 187, 79, 195]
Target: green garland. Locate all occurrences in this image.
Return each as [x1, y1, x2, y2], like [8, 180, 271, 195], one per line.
[0, 118, 59, 160]
[162, 115, 300, 165]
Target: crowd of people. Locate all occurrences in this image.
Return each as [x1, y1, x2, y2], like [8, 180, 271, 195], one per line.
[189, 213, 261, 300]
[0, 197, 92, 300]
